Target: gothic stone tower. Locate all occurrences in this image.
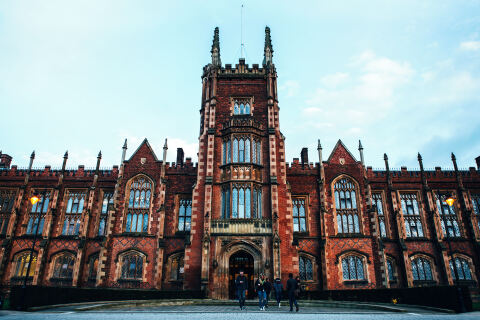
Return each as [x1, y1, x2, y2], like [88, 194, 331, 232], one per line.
[184, 27, 298, 298]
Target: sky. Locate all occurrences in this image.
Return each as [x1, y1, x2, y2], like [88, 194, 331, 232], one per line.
[1, 1, 479, 170]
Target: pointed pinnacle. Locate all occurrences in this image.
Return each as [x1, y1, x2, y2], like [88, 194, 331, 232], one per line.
[163, 138, 168, 149]
[358, 140, 363, 150]
[123, 139, 127, 149]
[317, 139, 322, 150]
[265, 26, 272, 50]
[30, 151, 35, 159]
[98, 151, 102, 159]
[417, 152, 422, 161]
[64, 150, 68, 158]
[451, 152, 456, 161]
[384, 153, 388, 161]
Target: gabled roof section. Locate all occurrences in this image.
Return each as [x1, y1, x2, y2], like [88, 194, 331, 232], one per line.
[127, 138, 159, 162]
[327, 139, 358, 165]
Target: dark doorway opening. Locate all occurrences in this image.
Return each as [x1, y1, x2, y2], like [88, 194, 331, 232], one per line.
[229, 251, 254, 299]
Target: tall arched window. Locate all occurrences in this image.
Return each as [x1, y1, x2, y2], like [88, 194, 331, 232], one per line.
[341, 255, 365, 281]
[472, 194, 480, 232]
[14, 252, 37, 278]
[411, 257, 433, 281]
[400, 193, 424, 238]
[223, 135, 260, 164]
[120, 252, 144, 280]
[299, 256, 313, 281]
[435, 193, 461, 238]
[292, 197, 307, 232]
[88, 254, 99, 281]
[26, 191, 49, 235]
[177, 198, 192, 232]
[125, 176, 152, 233]
[52, 253, 75, 279]
[449, 257, 473, 281]
[334, 178, 360, 234]
[222, 184, 261, 219]
[63, 191, 86, 235]
[98, 191, 114, 236]
[0, 189, 15, 235]
[386, 259, 396, 281]
[372, 193, 387, 237]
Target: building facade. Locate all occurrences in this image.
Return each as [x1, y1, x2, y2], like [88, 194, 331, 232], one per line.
[1, 27, 480, 299]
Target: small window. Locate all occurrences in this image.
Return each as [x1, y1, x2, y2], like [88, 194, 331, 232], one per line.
[178, 198, 192, 232]
[386, 259, 395, 281]
[449, 257, 472, 281]
[342, 255, 365, 281]
[411, 257, 433, 281]
[88, 254, 99, 281]
[299, 256, 313, 281]
[14, 252, 37, 278]
[121, 253, 143, 280]
[292, 197, 307, 232]
[372, 193, 387, 237]
[52, 254, 75, 279]
[233, 99, 252, 115]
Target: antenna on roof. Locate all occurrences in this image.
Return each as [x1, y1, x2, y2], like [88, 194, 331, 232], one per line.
[241, 4, 244, 59]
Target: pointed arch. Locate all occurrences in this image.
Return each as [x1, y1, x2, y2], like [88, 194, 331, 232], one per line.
[124, 174, 154, 233]
[332, 175, 362, 235]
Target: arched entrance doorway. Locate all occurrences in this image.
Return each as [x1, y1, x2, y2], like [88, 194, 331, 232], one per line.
[229, 251, 255, 299]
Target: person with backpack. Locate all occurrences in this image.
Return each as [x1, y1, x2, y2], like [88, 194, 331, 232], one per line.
[286, 273, 299, 312]
[255, 273, 267, 310]
[235, 270, 248, 310]
[273, 277, 283, 308]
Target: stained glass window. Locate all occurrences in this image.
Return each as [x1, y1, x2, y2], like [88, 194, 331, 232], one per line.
[125, 177, 152, 233]
[342, 255, 365, 280]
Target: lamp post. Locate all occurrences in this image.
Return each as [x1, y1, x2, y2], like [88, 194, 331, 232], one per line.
[443, 193, 466, 312]
[21, 191, 45, 309]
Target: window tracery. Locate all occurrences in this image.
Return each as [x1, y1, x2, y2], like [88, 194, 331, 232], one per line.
[120, 252, 144, 280]
[341, 255, 365, 281]
[400, 193, 424, 238]
[411, 257, 433, 281]
[27, 191, 50, 235]
[299, 256, 313, 281]
[292, 197, 307, 232]
[52, 253, 75, 279]
[125, 176, 152, 233]
[435, 192, 461, 238]
[63, 191, 86, 236]
[334, 178, 360, 234]
[0, 189, 15, 235]
[14, 252, 37, 278]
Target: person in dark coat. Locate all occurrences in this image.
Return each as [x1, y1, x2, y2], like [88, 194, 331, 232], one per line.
[235, 270, 248, 310]
[255, 273, 267, 310]
[286, 273, 299, 312]
[273, 277, 283, 307]
[263, 277, 272, 308]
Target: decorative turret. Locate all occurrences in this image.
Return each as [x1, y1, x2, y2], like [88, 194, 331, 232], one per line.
[211, 27, 221, 67]
[121, 139, 127, 164]
[359, 140, 364, 165]
[317, 139, 323, 163]
[96, 151, 102, 174]
[263, 26, 273, 66]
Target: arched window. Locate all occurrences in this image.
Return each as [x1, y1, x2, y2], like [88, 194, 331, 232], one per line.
[386, 259, 396, 281]
[342, 255, 365, 281]
[63, 191, 86, 235]
[14, 252, 37, 278]
[334, 178, 360, 234]
[471, 194, 480, 232]
[233, 99, 252, 115]
[120, 252, 144, 280]
[177, 198, 192, 232]
[26, 191, 49, 235]
[52, 253, 75, 279]
[411, 257, 433, 281]
[0, 189, 15, 235]
[232, 185, 251, 218]
[222, 184, 260, 219]
[252, 187, 262, 218]
[88, 254, 99, 281]
[125, 176, 152, 233]
[436, 193, 461, 238]
[400, 193, 424, 238]
[170, 254, 184, 281]
[299, 256, 313, 281]
[449, 257, 472, 281]
[98, 191, 114, 236]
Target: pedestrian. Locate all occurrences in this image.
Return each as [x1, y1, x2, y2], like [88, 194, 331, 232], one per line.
[273, 277, 283, 308]
[286, 273, 299, 312]
[255, 273, 267, 310]
[235, 270, 248, 310]
[264, 277, 272, 308]
[295, 275, 302, 300]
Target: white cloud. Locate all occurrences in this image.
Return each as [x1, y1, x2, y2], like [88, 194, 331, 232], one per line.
[460, 41, 480, 51]
[279, 80, 300, 97]
[320, 72, 349, 88]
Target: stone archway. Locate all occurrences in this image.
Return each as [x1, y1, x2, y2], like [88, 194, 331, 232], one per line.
[213, 241, 263, 299]
[229, 251, 254, 299]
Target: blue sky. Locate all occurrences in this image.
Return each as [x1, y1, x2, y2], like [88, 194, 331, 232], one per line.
[1, 1, 479, 170]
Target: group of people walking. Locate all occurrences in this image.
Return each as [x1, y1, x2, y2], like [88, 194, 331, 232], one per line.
[235, 271, 300, 312]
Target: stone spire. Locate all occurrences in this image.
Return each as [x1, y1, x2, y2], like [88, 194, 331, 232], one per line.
[263, 26, 273, 66]
[62, 151, 68, 172]
[211, 27, 221, 67]
[121, 139, 127, 164]
[358, 140, 364, 165]
[317, 139, 323, 163]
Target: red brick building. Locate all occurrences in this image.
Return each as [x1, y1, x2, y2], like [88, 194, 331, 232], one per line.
[1, 27, 480, 299]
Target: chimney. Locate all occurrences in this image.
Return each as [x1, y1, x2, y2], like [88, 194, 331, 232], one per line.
[0, 153, 13, 169]
[476, 156, 480, 170]
[176, 148, 185, 167]
[301, 148, 308, 168]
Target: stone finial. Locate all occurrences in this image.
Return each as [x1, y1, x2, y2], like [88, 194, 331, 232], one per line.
[359, 140, 364, 165]
[64, 150, 68, 159]
[162, 138, 168, 164]
[211, 27, 221, 67]
[417, 152, 422, 162]
[30, 150, 35, 159]
[317, 139, 322, 150]
[96, 150, 102, 173]
[28, 150, 35, 173]
[384, 153, 388, 161]
[317, 139, 323, 164]
[263, 26, 273, 66]
[121, 139, 127, 164]
[62, 151, 68, 172]
[97, 151, 102, 159]
[451, 152, 456, 162]
[123, 139, 127, 149]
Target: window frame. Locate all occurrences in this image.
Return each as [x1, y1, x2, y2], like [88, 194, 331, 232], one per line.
[51, 252, 75, 280]
[222, 134, 261, 165]
[410, 255, 436, 284]
[292, 196, 308, 234]
[435, 191, 462, 238]
[176, 195, 192, 233]
[231, 97, 253, 116]
[98, 189, 114, 237]
[298, 255, 314, 282]
[372, 192, 388, 238]
[333, 176, 361, 235]
[26, 189, 51, 236]
[0, 189, 16, 235]
[399, 191, 425, 238]
[118, 251, 146, 282]
[124, 175, 153, 234]
[221, 183, 262, 219]
[62, 189, 87, 236]
[13, 251, 37, 279]
[340, 254, 367, 282]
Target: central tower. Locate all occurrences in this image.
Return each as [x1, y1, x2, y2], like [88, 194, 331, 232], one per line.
[184, 27, 298, 298]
